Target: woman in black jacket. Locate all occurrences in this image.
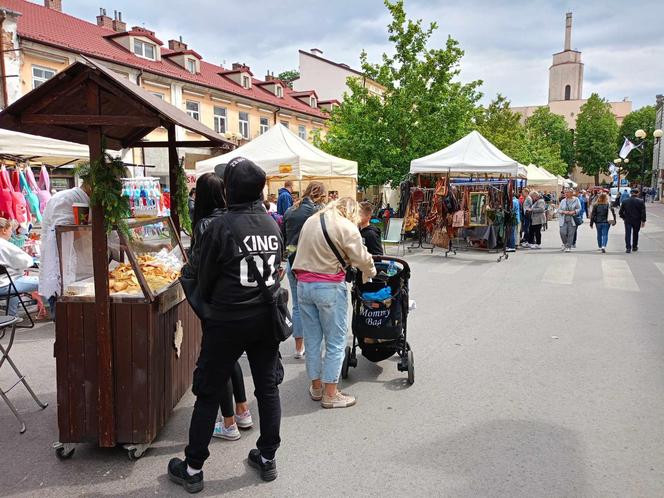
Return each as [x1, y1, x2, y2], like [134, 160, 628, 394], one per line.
[589, 192, 616, 253]
[184, 172, 253, 441]
[282, 181, 327, 358]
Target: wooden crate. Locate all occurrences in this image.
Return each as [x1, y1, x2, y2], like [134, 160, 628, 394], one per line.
[54, 288, 201, 445]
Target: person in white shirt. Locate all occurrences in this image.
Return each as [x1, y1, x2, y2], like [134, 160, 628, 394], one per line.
[0, 218, 37, 316]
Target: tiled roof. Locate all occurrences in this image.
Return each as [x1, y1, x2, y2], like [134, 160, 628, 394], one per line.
[3, 0, 327, 120]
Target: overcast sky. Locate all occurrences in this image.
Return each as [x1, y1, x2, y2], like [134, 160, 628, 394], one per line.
[62, 0, 662, 109]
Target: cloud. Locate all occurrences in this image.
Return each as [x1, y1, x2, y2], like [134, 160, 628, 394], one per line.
[62, 0, 661, 109]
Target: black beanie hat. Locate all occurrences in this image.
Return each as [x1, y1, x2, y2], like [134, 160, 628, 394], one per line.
[223, 156, 266, 204]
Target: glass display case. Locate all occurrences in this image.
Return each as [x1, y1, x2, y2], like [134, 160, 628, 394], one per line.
[56, 216, 186, 302]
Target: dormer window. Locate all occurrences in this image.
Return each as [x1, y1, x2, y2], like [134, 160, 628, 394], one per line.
[276, 85, 283, 98]
[242, 74, 251, 89]
[187, 58, 197, 74]
[134, 39, 156, 60]
[310, 96, 317, 108]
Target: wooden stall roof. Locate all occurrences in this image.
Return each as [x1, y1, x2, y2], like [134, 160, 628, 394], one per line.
[0, 56, 235, 152]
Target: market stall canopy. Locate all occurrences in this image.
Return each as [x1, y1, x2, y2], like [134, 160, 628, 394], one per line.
[0, 57, 234, 151]
[195, 123, 357, 179]
[557, 175, 577, 188]
[0, 128, 90, 166]
[410, 130, 520, 176]
[526, 163, 558, 186]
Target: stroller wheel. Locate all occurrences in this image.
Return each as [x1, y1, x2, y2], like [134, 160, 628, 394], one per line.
[341, 346, 351, 379]
[407, 350, 414, 385]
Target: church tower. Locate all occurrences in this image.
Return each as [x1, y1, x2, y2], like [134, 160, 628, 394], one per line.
[548, 12, 584, 102]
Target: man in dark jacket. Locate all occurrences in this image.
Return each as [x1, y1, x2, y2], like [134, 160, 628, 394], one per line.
[276, 180, 293, 215]
[359, 201, 383, 255]
[168, 157, 284, 492]
[619, 188, 646, 253]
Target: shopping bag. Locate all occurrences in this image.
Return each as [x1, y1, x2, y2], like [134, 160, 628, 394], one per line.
[9, 169, 29, 224]
[37, 165, 52, 214]
[0, 166, 16, 219]
[19, 169, 41, 223]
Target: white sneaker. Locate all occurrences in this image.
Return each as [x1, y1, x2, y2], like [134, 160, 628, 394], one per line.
[565, 248, 571, 253]
[294, 348, 305, 359]
[212, 422, 241, 440]
[506, 248, 516, 253]
[522, 242, 530, 248]
[561, 245, 566, 251]
[235, 410, 253, 429]
[531, 244, 540, 249]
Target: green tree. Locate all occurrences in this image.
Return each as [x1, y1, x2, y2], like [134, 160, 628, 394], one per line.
[318, 0, 482, 187]
[575, 93, 619, 185]
[525, 106, 575, 173]
[277, 69, 299, 89]
[616, 105, 656, 181]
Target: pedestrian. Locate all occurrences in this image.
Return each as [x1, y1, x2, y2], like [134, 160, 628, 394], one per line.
[188, 187, 196, 224]
[618, 188, 646, 253]
[282, 181, 328, 359]
[267, 193, 278, 213]
[277, 180, 294, 215]
[0, 218, 38, 315]
[528, 192, 546, 249]
[578, 190, 588, 219]
[558, 189, 581, 252]
[506, 192, 520, 253]
[182, 172, 254, 443]
[168, 157, 285, 492]
[293, 198, 376, 409]
[264, 200, 283, 227]
[589, 192, 616, 253]
[358, 201, 384, 255]
[520, 188, 532, 246]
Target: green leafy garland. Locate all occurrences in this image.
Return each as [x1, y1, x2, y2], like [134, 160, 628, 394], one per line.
[76, 153, 131, 238]
[174, 157, 192, 235]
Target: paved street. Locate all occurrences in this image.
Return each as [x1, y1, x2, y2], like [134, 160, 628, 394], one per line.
[1, 204, 664, 497]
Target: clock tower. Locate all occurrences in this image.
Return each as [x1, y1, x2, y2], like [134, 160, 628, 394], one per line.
[548, 12, 584, 103]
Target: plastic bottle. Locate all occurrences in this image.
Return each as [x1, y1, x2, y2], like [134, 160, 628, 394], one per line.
[386, 260, 398, 277]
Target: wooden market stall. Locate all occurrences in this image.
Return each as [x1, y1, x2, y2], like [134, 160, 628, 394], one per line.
[0, 57, 234, 459]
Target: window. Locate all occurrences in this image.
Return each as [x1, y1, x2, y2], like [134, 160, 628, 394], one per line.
[564, 85, 571, 101]
[275, 85, 283, 98]
[186, 101, 200, 121]
[260, 117, 269, 135]
[213, 106, 227, 134]
[242, 74, 251, 89]
[239, 111, 249, 138]
[134, 39, 156, 60]
[280, 121, 289, 129]
[151, 92, 164, 100]
[310, 96, 317, 108]
[32, 66, 56, 89]
[186, 58, 197, 74]
[298, 125, 307, 140]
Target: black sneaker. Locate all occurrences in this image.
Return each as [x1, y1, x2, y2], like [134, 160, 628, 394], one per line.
[168, 458, 204, 494]
[626, 249, 631, 253]
[248, 449, 278, 482]
[633, 247, 638, 252]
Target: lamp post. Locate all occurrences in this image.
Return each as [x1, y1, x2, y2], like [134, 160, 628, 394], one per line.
[634, 128, 664, 198]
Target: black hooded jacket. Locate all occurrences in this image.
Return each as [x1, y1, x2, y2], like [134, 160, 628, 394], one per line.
[360, 224, 384, 255]
[197, 161, 284, 320]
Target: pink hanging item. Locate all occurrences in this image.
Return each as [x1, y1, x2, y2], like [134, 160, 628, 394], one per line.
[11, 169, 30, 224]
[37, 165, 52, 214]
[0, 166, 16, 220]
[1, 166, 28, 224]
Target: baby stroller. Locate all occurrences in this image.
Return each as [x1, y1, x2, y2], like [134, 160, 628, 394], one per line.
[342, 256, 414, 384]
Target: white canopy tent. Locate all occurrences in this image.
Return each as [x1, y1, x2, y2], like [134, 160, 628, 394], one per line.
[525, 163, 559, 187]
[195, 123, 358, 198]
[410, 130, 523, 177]
[0, 128, 91, 165]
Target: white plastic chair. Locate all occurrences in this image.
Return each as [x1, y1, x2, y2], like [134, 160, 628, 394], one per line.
[382, 218, 405, 256]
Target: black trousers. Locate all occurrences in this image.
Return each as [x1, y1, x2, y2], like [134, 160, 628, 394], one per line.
[185, 311, 283, 469]
[219, 362, 246, 418]
[529, 224, 542, 245]
[624, 222, 641, 250]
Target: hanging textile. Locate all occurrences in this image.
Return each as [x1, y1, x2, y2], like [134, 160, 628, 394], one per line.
[19, 168, 41, 223]
[37, 165, 52, 214]
[0, 165, 14, 219]
[4, 167, 28, 224]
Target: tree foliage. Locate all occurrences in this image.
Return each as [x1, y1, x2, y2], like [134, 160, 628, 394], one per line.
[277, 70, 299, 89]
[318, 0, 482, 187]
[616, 105, 656, 181]
[525, 107, 575, 173]
[575, 93, 619, 184]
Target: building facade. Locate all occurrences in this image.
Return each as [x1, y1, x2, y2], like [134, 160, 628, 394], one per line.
[293, 48, 385, 104]
[0, 0, 329, 180]
[654, 95, 664, 200]
[512, 12, 632, 186]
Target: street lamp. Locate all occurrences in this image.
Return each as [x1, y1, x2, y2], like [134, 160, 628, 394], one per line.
[634, 128, 664, 198]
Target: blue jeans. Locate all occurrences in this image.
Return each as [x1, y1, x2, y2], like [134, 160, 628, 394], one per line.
[297, 281, 348, 384]
[286, 261, 302, 339]
[595, 222, 610, 248]
[0, 275, 38, 316]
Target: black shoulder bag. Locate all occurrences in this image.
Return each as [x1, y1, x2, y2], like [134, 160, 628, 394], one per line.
[225, 218, 293, 343]
[320, 214, 356, 283]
